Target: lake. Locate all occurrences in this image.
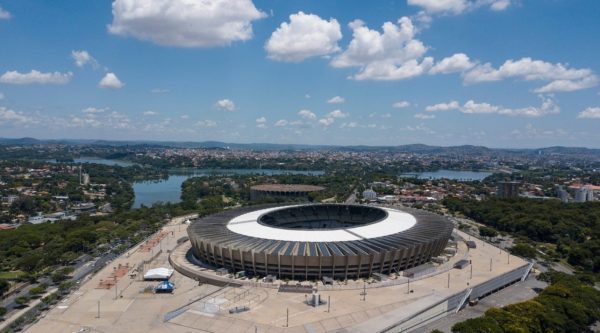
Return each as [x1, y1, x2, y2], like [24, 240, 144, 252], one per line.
[48, 157, 135, 167]
[401, 170, 492, 181]
[132, 168, 325, 208]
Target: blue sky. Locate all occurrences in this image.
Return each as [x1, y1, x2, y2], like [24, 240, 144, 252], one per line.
[0, 0, 599, 148]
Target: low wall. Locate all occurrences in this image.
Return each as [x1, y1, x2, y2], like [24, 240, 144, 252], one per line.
[381, 262, 532, 332]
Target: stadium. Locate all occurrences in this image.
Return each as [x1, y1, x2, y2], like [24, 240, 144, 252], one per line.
[187, 204, 453, 281]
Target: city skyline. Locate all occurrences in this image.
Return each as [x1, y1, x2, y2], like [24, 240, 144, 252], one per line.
[0, 0, 599, 148]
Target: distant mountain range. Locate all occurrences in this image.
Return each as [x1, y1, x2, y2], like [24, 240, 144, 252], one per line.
[1, 137, 599, 157]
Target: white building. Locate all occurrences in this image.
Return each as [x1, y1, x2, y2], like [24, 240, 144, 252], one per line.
[362, 189, 377, 200]
[574, 187, 588, 203]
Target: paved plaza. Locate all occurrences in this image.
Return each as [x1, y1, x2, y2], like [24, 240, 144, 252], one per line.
[25, 217, 530, 333]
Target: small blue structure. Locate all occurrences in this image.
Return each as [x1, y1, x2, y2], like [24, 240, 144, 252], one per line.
[155, 281, 175, 293]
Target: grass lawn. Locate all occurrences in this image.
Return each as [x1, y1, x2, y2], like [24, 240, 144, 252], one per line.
[0, 270, 26, 280]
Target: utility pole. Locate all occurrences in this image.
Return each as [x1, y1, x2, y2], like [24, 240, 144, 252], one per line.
[490, 258, 492, 272]
[507, 253, 510, 264]
[470, 264, 473, 280]
[114, 277, 118, 299]
[97, 301, 100, 318]
[286, 308, 289, 327]
[407, 279, 410, 294]
[447, 273, 450, 288]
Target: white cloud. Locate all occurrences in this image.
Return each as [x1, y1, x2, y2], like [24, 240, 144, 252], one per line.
[69, 110, 132, 130]
[463, 57, 597, 92]
[430, 53, 475, 74]
[318, 110, 348, 127]
[381, 113, 392, 118]
[143, 110, 159, 116]
[0, 107, 37, 125]
[577, 107, 600, 119]
[327, 96, 345, 104]
[408, 0, 513, 15]
[305, 94, 311, 99]
[108, 0, 265, 48]
[196, 120, 217, 128]
[0, 70, 73, 85]
[215, 99, 236, 112]
[0, 6, 10, 20]
[180, 115, 189, 119]
[318, 117, 335, 126]
[71, 50, 98, 68]
[425, 101, 460, 112]
[424, 96, 559, 117]
[256, 116, 267, 128]
[274, 119, 288, 127]
[0, 92, 4, 100]
[98, 72, 124, 89]
[298, 109, 316, 120]
[331, 17, 432, 81]
[265, 12, 342, 62]
[392, 101, 411, 108]
[340, 121, 358, 128]
[414, 113, 436, 119]
[151, 88, 169, 94]
[82, 107, 108, 114]
[534, 76, 598, 93]
[326, 109, 348, 118]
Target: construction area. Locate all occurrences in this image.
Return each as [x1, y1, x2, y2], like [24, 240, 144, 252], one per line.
[24, 212, 533, 333]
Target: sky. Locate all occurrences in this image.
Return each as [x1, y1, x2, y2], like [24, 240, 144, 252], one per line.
[0, 0, 599, 148]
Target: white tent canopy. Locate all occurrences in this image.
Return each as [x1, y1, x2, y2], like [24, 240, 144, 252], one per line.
[144, 267, 174, 280]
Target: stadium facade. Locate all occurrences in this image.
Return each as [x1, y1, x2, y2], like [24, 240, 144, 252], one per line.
[187, 204, 453, 280]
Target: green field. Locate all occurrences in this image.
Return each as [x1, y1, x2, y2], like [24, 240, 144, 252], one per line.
[0, 270, 26, 280]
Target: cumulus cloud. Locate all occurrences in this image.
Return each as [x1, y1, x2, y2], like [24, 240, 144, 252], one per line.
[425, 101, 460, 112]
[108, 0, 265, 48]
[318, 110, 348, 127]
[256, 116, 267, 128]
[326, 109, 348, 118]
[340, 121, 358, 128]
[424, 96, 559, 117]
[414, 113, 435, 119]
[150, 88, 170, 94]
[215, 99, 236, 112]
[408, 0, 514, 15]
[534, 76, 598, 93]
[71, 50, 98, 68]
[98, 72, 124, 89]
[298, 109, 316, 120]
[430, 53, 475, 74]
[143, 110, 159, 116]
[331, 17, 432, 81]
[0, 107, 37, 125]
[196, 120, 217, 128]
[318, 117, 335, 126]
[392, 101, 411, 108]
[265, 12, 342, 62]
[82, 107, 108, 114]
[327, 96, 345, 104]
[577, 107, 600, 119]
[463, 57, 597, 93]
[0, 6, 10, 20]
[274, 119, 288, 127]
[0, 70, 73, 85]
[69, 111, 132, 130]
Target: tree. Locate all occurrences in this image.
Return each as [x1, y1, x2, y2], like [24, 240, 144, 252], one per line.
[452, 316, 503, 333]
[0, 306, 6, 318]
[15, 296, 29, 307]
[510, 243, 537, 259]
[0, 280, 9, 297]
[479, 226, 498, 239]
